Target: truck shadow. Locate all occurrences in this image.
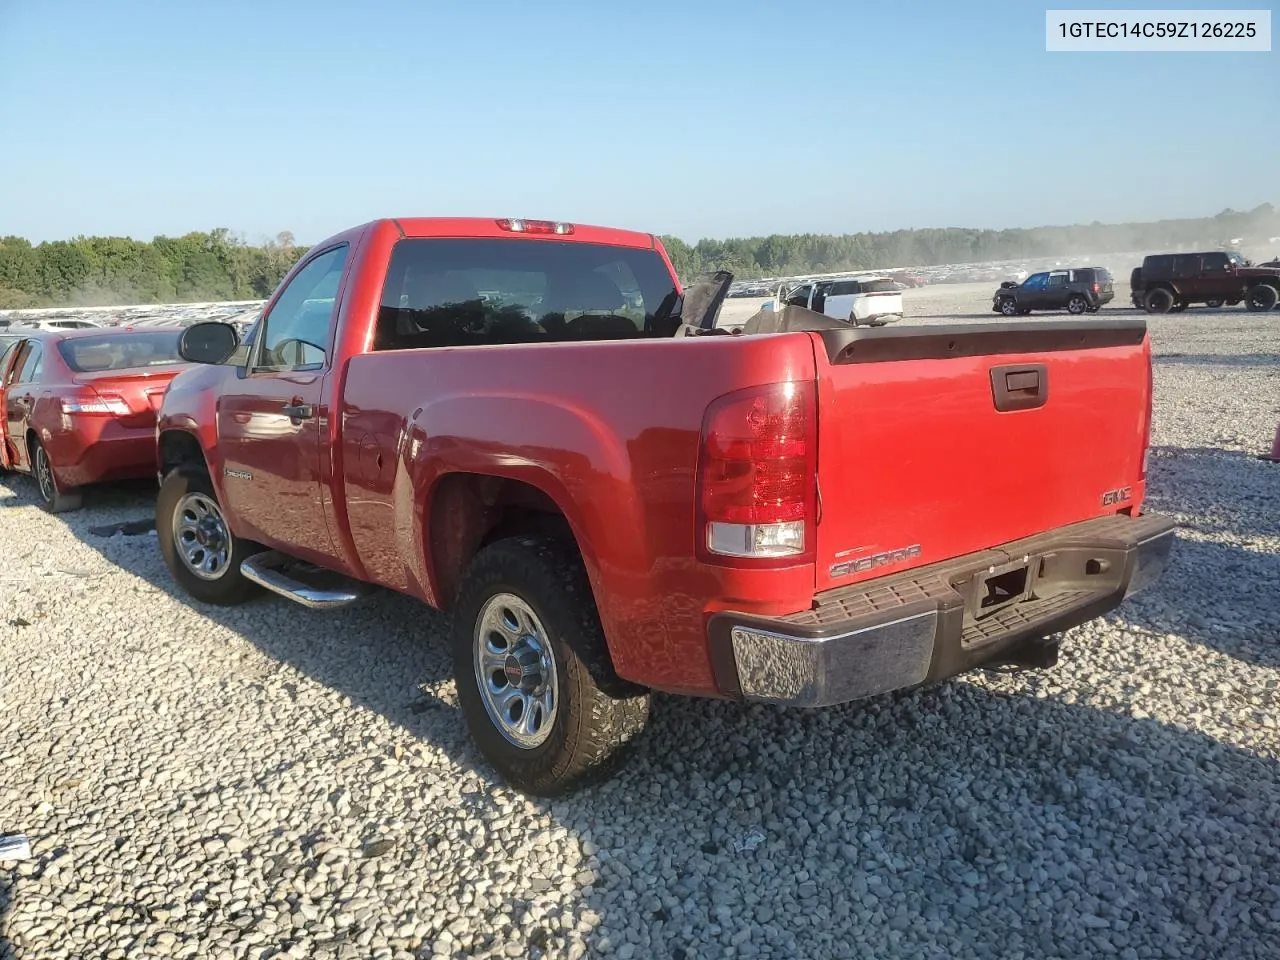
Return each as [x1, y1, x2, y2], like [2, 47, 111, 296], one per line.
[1125, 445, 1280, 668]
[5, 472, 1280, 957]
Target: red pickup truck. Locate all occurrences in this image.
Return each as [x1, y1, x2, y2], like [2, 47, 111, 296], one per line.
[156, 216, 1175, 795]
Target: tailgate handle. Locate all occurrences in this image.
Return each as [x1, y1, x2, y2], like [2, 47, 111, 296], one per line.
[990, 363, 1048, 412]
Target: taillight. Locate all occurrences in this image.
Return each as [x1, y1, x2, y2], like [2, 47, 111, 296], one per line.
[1092, 282, 1100, 294]
[496, 218, 574, 235]
[62, 391, 130, 416]
[697, 381, 817, 561]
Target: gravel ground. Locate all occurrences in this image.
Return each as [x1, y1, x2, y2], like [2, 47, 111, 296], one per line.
[2, 290, 1279, 960]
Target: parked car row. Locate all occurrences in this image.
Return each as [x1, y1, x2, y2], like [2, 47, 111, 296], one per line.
[988, 250, 1280, 318]
[3, 216, 1176, 799]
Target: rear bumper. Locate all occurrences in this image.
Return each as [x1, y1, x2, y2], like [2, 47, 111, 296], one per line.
[52, 432, 158, 488]
[707, 513, 1176, 707]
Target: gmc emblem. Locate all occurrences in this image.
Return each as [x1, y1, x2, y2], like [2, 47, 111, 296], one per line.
[1101, 486, 1132, 506]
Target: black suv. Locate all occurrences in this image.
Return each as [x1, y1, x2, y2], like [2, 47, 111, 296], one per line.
[991, 267, 1114, 317]
[1130, 251, 1280, 313]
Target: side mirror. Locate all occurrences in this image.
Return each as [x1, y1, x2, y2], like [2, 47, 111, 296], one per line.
[179, 321, 240, 365]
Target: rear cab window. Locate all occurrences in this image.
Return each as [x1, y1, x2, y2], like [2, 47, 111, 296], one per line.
[374, 238, 678, 350]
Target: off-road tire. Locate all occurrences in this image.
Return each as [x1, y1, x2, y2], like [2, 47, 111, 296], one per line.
[31, 437, 82, 513]
[451, 535, 651, 796]
[1245, 283, 1279, 312]
[156, 465, 262, 606]
[1067, 295, 1088, 315]
[1144, 288, 1175, 314]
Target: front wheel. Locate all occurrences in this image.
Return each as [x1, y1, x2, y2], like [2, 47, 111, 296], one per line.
[998, 298, 1018, 317]
[156, 465, 262, 605]
[32, 439, 82, 513]
[1144, 288, 1174, 313]
[1245, 283, 1279, 312]
[451, 536, 651, 796]
[1066, 295, 1088, 315]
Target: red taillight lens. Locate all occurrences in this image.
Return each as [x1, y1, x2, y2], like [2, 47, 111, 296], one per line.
[1092, 282, 1100, 294]
[496, 218, 574, 235]
[698, 381, 816, 560]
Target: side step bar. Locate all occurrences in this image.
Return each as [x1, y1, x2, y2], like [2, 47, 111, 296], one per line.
[241, 551, 370, 609]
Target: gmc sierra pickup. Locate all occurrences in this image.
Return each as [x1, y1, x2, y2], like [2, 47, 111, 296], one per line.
[156, 216, 1176, 795]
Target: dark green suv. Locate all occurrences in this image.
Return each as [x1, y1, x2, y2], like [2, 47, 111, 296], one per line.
[992, 267, 1114, 317]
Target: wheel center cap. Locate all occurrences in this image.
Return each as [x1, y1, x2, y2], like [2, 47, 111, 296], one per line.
[504, 640, 544, 692]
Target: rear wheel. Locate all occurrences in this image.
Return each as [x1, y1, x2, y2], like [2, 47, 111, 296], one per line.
[1066, 295, 1088, 315]
[1144, 288, 1175, 314]
[32, 439, 82, 513]
[156, 465, 262, 606]
[1245, 283, 1279, 312]
[451, 535, 651, 796]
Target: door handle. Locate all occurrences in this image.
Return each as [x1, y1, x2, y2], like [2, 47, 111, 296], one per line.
[282, 401, 315, 420]
[990, 363, 1048, 412]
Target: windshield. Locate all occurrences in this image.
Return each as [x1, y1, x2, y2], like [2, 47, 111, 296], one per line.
[57, 331, 184, 372]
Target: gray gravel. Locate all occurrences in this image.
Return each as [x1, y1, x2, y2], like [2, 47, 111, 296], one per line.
[2, 293, 1279, 960]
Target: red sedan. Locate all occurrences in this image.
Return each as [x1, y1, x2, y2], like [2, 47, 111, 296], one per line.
[0, 328, 191, 512]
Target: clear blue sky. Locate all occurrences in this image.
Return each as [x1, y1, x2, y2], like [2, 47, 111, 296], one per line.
[1, 0, 1276, 245]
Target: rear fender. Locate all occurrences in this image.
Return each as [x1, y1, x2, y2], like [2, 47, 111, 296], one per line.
[402, 394, 645, 664]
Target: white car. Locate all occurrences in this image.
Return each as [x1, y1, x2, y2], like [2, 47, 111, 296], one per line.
[7, 317, 104, 331]
[776, 275, 904, 326]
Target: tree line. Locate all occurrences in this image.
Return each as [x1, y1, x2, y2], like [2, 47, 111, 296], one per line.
[660, 203, 1279, 281]
[0, 229, 309, 309]
[2, 204, 1275, 308]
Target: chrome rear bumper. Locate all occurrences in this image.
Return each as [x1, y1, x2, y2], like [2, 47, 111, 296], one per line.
[707, 513, 1177, 707]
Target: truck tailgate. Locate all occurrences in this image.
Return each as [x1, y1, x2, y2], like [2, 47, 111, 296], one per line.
[810, 320, 1152, 593]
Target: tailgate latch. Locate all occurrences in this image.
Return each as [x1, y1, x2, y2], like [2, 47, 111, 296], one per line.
[990, 363, 1048, 412]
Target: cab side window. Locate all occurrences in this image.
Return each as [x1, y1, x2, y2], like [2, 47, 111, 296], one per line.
[254, 245, 350, 372]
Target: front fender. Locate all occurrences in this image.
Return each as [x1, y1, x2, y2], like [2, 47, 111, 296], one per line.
[156, 364, 232, 506]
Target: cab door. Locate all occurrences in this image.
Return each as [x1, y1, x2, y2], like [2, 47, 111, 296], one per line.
[214, 244, 351, 564]
[1019, 273, 1049, 308]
